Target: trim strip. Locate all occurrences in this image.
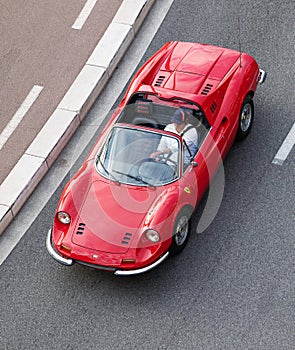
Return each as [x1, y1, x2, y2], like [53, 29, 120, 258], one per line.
[258, 69, 267, 84]
[46, 229, 74, 266]
[114, 251, 169, 276]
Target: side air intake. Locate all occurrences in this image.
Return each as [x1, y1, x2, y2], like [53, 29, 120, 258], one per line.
[210, 101, 218, 114]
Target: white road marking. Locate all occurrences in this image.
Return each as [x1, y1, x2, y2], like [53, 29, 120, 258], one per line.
[72, 0, 97, 30]
[0, 85, 43, 151]
[272, 122, 295, 165]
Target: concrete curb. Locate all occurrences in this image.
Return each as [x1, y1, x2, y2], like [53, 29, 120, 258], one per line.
[0, 0, 155, 236]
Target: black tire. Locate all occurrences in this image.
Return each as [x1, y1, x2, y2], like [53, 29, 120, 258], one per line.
[236, 95, 254, 141]
[170, 208, 191, 255]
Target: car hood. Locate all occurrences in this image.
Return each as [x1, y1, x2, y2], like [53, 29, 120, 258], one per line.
[71, 180, 158, 253]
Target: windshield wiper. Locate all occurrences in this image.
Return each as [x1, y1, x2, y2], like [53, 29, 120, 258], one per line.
[96, 156, 121, 185]
[113, 169, 156, 189]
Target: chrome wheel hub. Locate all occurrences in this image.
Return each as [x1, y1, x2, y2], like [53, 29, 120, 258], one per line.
[240, 103, 252, 132]
[175, 216, 189, 246]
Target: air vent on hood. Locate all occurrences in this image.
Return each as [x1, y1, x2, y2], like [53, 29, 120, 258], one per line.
[154, 75, 166, 87]
[76, 223, 86, 235]
[201, 83, 213, 95]
[121, 232, 133, 245]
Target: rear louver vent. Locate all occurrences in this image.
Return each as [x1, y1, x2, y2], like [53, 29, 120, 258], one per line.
[76, 223, 86, 235]
[121, 233, 133, 245]
[201, 83, 213, 95]
[210, 101, 218, 114]
[154, 75, 166, 87]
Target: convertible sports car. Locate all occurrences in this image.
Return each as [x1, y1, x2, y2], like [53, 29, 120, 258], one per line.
[46, 41, 266, 275]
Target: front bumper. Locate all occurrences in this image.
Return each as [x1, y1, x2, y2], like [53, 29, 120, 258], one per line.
[46, 229, 169, 276]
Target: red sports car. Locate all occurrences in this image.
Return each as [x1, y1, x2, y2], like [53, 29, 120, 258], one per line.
[46, 41, 266, 275]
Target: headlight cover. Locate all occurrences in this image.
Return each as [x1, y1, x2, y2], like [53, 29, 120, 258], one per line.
[57, 211, 71, 224]
[145, 229, 160, 243]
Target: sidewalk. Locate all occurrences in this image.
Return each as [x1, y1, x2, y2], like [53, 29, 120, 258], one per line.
[0, 0, 155, 236]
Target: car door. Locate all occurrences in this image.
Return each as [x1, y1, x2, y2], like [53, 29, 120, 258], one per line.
[182, 125, 225, 208]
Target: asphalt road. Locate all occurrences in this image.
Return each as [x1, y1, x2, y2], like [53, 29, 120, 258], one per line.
[0, 1, 294, 349]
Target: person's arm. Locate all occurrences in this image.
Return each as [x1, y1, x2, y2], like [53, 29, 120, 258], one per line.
[150, 148, 171, 158]
[151, 124, 177, 158]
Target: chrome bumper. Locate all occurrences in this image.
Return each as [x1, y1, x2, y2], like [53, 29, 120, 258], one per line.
[46, 229, 169, 275]
[114, 252, 169, 276]
[258, 69, 267, 84]
[46, 229, 74, 266]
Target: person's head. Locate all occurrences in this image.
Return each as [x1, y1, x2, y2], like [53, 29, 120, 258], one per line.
[171, 108, 187, 131]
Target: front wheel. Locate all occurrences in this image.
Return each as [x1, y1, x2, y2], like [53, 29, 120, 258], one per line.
[170, 209, 191, 255]
[236, 95, 254, 141]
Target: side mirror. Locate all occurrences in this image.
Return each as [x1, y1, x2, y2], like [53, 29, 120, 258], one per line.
[191, 161, 198, 167]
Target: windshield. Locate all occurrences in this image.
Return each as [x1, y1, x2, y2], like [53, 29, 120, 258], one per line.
[96, 126, 180, 186]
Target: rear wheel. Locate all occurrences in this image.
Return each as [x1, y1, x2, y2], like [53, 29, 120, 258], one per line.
[236, 95, 254, 141]
[170, 208, 191, 255]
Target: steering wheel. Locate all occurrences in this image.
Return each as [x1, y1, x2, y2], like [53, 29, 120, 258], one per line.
[155, 153, 177, 166]
[128, 158, 154, 177]
[129, 156, 176, 180]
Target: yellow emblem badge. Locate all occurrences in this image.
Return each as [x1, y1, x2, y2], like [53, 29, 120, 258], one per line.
[184, 187, 191, 194]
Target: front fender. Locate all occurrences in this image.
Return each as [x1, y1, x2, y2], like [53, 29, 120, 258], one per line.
[142, 183, 194, 242]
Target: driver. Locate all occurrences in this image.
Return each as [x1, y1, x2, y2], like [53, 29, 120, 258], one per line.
[150, 108, 198, 163]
